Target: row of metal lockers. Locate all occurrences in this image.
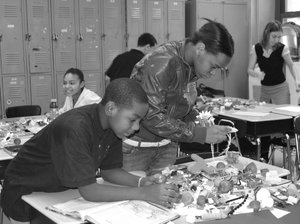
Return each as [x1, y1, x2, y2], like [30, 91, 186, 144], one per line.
[0, 0, 185, 116]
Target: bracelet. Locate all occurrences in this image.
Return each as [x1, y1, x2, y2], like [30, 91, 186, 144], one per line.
[138, 176, 144, 188]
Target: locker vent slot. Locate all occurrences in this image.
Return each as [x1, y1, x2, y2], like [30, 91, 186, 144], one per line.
[83, 7, 95, 19]
[152, 8, 162, 19]
[5, 53, 21, 65]
[32, 5, 44, 18]
[131, 8, 141, 18]
[8, 86, 22, 98]
[60, 52, 73, 64]
[169, 10, 181, 20]
[58, 6, 71, 18]
[83, 51, 97, 63]
[34, 84, 50, 97]
[4, 5, 17, 18]
[33, 52, 49, 65]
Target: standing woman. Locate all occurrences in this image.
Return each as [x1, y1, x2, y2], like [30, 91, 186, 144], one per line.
[59, 68, 101, 114]
[248, 21, 300, 104]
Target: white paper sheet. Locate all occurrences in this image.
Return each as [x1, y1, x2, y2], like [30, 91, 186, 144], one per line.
[270, 207, 290, 219]
[275, 106, 300, 112]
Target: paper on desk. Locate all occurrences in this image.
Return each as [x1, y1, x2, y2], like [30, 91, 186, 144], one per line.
[232, 111, 269, 116]
[275, 106, 300, 112]
[270, 207, 290, 219]
[26, 126, 44, 134]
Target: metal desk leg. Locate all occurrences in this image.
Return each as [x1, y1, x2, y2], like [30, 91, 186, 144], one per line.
[285, 133, 292, 180]
[256, 137, 261, 161]
[294, 134, 300, 181]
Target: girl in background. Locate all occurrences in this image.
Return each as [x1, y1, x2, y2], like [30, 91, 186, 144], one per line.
[59, 68, 101, 114]
[248, 20, 300, 104]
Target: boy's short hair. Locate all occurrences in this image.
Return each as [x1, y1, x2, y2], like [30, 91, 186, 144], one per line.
[101, 78, 148, 108]
[137, 33, 157, 47]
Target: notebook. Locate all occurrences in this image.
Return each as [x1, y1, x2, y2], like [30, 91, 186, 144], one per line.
[47, 197, 179, 224]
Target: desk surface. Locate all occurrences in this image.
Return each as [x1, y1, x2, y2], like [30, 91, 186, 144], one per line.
[23, 183, 299, 224]
[216, 107, 292, 122]
[22, 158, 292, 224]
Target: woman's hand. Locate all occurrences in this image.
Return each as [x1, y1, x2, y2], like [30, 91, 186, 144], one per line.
[257, 71, 265, 80]
[140, 184, 181, 208]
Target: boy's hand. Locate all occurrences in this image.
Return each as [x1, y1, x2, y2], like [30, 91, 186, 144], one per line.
[141, 184, 181, 208]
[143, 174, 166, 186]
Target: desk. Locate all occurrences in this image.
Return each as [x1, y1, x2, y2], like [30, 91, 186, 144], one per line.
[214, 106, 294, 177]
[23, 181, 298, 224]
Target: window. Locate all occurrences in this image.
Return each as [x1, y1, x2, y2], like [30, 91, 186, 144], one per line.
[286, 0, 300, 12]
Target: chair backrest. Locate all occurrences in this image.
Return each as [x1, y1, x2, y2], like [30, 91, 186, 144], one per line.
[294, 115, 300, 134]
[5, 105, 42, 118]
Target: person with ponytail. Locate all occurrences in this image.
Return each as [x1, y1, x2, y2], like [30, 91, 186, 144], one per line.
[123, 19, 235, 175]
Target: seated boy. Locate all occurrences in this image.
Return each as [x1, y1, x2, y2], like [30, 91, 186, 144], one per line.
[1, 78, 180, 224]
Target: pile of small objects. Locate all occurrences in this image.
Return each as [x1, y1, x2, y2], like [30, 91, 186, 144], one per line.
[159, 153, 300, 223]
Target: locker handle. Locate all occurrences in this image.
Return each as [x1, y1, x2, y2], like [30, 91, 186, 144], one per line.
[124, 33, 129, 41]
[166, 33, 170, 41]
[52, 34, 59, 41]
[25, 33, 31, 41]
[0, 34, 2, 42]
[101, 33, 106, 40]
[78, 33, 83, 41]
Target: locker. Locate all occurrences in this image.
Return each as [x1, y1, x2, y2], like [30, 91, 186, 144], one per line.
[102, 0, 125, 70]
[0, 0, 25, 74]
[26, 0, 51, 73]
[167, 0, 185, 41]
[126, 0, 145, 50]
[146, 0, 166, 45]
[52, 0, 76, 72]
[84, 71, 101, 96]
[78, 0, 100, 71]
[30, 75, 52, 114]
[2, 76, 26, 108]
[56, 72, 65, 108]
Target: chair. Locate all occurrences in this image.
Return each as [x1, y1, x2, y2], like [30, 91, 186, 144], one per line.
[293, 115, 300, 179]
[5, 105, 42, 118]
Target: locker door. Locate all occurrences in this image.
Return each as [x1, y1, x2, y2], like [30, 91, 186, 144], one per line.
[195, 2, 224, 92]
[78, 0, 100, 71]
[26, 0, 51, 73]
[102, 0, 125, 70]
[223, 3, 248, 98]
[126, 0, 145, 50]
[0, 0, 25, 74]
[84, 71, 100, 96]
[30, 75, 52, 113]
[56, 72, 65, 108]
[2, 76, 26, 108]
[167, 0, 185, 41]
[52, 0, 76, 72]
[146, 0, 166, 45]
[195, 1, 223, 30]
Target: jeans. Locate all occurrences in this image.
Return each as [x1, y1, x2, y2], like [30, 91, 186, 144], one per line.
[122, 137, 178, 175]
